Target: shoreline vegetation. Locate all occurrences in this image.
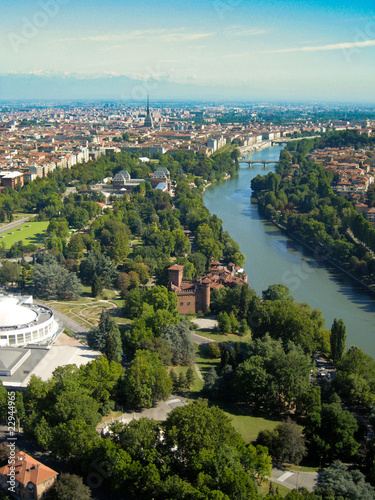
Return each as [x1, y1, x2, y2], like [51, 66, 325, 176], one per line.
[269, 217, 375, 297]
[251, 133, 375, 302]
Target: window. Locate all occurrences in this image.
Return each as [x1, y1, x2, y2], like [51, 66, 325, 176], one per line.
[180, 302, 184, 306]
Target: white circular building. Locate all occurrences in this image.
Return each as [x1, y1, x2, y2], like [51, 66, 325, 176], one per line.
[0, 295, 59, 347]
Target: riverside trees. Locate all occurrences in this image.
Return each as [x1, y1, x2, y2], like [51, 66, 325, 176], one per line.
[251, 133, 375, 284]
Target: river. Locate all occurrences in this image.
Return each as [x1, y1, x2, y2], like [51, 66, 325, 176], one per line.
[204, 145, 375, 358]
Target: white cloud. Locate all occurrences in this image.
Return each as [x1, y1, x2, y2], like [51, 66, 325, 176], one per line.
[59, 29, 213, 44]
[268, 39, 375, 53]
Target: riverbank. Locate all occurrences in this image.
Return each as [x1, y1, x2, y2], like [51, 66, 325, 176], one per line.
[203, 144, 375, 358]
[269, 217, 375, 298]
[238, 141, 272, 158]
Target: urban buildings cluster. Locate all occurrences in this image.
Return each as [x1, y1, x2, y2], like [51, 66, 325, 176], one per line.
[308, 147, 375, 222]
[1, 102, 373, 193]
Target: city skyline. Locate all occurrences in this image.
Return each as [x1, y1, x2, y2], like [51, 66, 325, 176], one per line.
[1, 0, 375, 102]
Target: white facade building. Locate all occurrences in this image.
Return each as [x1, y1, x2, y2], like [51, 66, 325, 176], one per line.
[0, 295, 60, 347]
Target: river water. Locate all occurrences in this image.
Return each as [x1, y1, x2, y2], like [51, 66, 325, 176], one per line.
[204, 145, 375, 358]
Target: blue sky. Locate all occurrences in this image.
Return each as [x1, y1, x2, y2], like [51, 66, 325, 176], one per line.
[1, 0, 375, 101]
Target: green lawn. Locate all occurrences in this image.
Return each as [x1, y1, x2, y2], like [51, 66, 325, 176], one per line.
[169, 365, 204, 393]
[195, 349, 220, 381]
[258, 480, 290, 497]
[218, 403, 282, 443]
[0, 221, 49, 249]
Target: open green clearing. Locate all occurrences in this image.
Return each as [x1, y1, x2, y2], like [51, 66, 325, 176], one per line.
[216, 403, 282, 444]
[169, 364, 204, 393]
[0, 221, 49, 249]
[195, 349, 220, 381]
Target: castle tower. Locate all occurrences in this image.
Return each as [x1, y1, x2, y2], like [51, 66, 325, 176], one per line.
[168, 264, 184, 288]
[144, 95, 153, 129]
[201, 278, 211, 312]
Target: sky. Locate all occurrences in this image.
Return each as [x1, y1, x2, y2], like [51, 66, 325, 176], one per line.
[1, 0, 375, 102]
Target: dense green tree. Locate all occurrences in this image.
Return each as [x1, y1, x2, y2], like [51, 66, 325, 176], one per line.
[262, 284, 294, 302]
[45, 473, 92, 500]
[162, 321, 195, 365]
[217, 311, 232, 334]
[242, 444, 272, 484]
[88, 312, 122, 362]
[49, 390, 101, 427]
[68, 207, 90, 229]
[50, 419, 100, 462]
[32, 255, 81, 300]
[78, 356, 122, 406]
[80, 251, 117, 287]
[122, 350, 172, 409]
[304, 402, 359, 462]
[334, 347, 375, 409]
[316, 461, 375, 500]
[330, 318, 346, 363]
[91, 273, 103, 297]
[47, 218, 70, 238]
[0, 261, 19, 284]
[163, 400, 242, 469]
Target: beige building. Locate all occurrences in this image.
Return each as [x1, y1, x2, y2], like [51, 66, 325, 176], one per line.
[0, 451, 58, 499]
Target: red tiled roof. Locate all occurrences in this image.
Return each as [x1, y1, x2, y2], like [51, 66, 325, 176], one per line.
[0, 451, 58, 486]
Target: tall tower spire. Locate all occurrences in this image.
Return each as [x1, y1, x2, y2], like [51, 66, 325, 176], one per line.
[144, 95, 153, 128]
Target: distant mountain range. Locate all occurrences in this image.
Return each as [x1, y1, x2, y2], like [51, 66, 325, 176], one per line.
[0, 73, 258, 102]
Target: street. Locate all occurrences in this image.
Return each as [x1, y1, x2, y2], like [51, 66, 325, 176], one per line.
[271, 467, 318, 492]
[0, 216, 35, 234]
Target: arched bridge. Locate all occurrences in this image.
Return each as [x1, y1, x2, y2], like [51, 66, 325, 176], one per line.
[240, 160, 279, 168]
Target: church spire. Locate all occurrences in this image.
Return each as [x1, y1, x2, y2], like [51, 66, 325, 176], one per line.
[144, 95, 153, 128]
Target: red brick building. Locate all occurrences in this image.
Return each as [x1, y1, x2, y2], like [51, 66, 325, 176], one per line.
[169, 259, 248, 315]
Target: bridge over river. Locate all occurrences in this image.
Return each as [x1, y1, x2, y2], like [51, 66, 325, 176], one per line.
[240, 160, 279, 168]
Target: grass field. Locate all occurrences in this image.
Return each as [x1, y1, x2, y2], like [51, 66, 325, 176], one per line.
[258, 480, 290, 497]
[0, 221, 49, 249]
[216, 403, 282, 443]
[169, 365, 204, 393]
[195, 349, 220, 381]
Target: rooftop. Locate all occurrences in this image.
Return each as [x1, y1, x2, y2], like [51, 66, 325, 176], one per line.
[0, 451, 58, 486]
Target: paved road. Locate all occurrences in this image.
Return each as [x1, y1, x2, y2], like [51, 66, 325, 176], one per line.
[191, 332, 215, 344]
[271, 467, 318, 492]
[98, 396, 187, 434]
[0, 217, 35, 234]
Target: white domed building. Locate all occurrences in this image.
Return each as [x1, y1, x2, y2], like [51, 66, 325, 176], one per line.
[0, 295, 59, 347]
